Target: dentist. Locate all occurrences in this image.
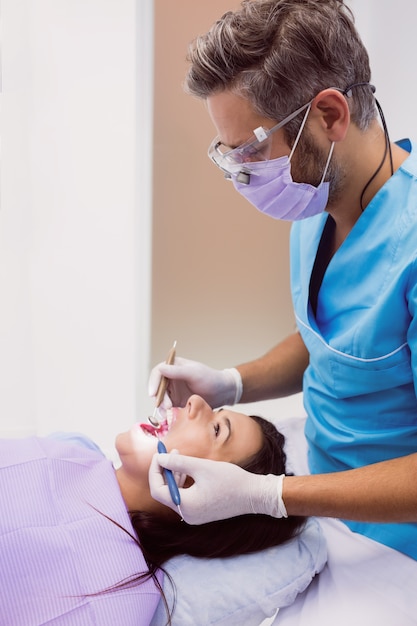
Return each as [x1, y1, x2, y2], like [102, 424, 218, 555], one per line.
[149, 2, 417, 624]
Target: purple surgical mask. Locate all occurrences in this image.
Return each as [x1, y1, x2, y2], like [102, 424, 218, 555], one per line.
[232, 142, 334, 221]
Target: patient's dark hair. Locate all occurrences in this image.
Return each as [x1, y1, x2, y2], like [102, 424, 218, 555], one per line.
[107, 416, 305, 624]
[132, 415, 305, 564]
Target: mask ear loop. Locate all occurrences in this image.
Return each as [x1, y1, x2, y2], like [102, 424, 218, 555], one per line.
[288, 103, 312, 161]
[288, 97, 334, 187]
[319, 141, 335, 185]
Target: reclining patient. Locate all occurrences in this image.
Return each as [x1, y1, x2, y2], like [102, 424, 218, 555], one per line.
[0, 394, 305, 626]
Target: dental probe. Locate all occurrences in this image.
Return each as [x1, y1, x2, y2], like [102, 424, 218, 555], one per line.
[149, 340, 177, 427]
[157, 439, 184, 519]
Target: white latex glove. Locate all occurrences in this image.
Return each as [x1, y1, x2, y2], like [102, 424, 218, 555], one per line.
[148, 356, 242, 411]
[149, 451, 287, 525]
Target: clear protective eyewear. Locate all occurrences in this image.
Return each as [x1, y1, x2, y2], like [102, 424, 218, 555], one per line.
[207, 99, 313, 184]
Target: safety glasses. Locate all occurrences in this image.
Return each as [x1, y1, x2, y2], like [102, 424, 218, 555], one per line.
[207, 99, 313, 180]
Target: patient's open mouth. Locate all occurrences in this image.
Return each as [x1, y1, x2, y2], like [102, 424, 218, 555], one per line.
[139, 408, 174, 438]
[140, 421, 168, 437]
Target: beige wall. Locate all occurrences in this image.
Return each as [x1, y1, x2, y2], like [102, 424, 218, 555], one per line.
[151, 1, 296, 370]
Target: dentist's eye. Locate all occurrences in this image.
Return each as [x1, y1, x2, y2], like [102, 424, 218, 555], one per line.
[214, 423, 220, 437]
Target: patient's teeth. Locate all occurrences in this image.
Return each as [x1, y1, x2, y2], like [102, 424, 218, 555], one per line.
[167, 408, 173, 428]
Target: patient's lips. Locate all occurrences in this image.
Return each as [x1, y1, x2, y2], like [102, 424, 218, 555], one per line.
[140, 421, 168, 437]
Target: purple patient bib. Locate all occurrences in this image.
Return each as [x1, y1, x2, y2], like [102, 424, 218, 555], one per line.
[0, 437, 162, 625]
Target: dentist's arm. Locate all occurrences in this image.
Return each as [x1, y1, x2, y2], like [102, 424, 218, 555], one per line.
[237, 331, 309, 402]
[283, 452, 417, 522]
[148, 331, 309, 410]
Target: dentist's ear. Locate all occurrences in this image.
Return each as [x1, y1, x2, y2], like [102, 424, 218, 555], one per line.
[312, 88, 350, 142]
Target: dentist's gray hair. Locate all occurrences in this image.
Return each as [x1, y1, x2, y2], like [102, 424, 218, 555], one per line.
[184, 0, 376, 141]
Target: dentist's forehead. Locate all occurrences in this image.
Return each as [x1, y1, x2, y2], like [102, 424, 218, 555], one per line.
[206, 91, 272, 147]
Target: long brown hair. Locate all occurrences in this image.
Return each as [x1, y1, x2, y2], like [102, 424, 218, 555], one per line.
[128, 415, 306, 623]
[103, 416, 305, 624]
[131, 416, 305, 563]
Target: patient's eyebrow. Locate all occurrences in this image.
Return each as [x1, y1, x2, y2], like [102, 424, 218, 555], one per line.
[216, 409, 231, 443]
[224, 417, 231, 443]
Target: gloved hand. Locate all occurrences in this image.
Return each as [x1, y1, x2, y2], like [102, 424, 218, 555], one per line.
[149, 451, 287, 524]
[148, 356, 242, 411]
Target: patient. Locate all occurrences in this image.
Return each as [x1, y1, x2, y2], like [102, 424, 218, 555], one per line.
[0, 394, 305, 626]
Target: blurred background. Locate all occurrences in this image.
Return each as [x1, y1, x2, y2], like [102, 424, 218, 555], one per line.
[0, 0, 415, 458]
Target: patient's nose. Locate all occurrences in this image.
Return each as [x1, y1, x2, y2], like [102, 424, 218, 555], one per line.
[186, 394, 212, 420]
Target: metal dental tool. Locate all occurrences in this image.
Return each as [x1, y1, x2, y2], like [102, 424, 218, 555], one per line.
[157, 439, 184, 519]
[148, 340, 177, 427]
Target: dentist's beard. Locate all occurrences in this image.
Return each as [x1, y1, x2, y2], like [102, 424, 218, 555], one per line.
[290, 128, 346, 208]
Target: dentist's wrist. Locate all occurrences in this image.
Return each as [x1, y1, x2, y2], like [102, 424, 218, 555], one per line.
[250, 473, 288, 518]
[223, 367, 243, 405]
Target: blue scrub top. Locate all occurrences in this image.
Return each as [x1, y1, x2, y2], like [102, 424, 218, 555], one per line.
[290, 139, 417, 559]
